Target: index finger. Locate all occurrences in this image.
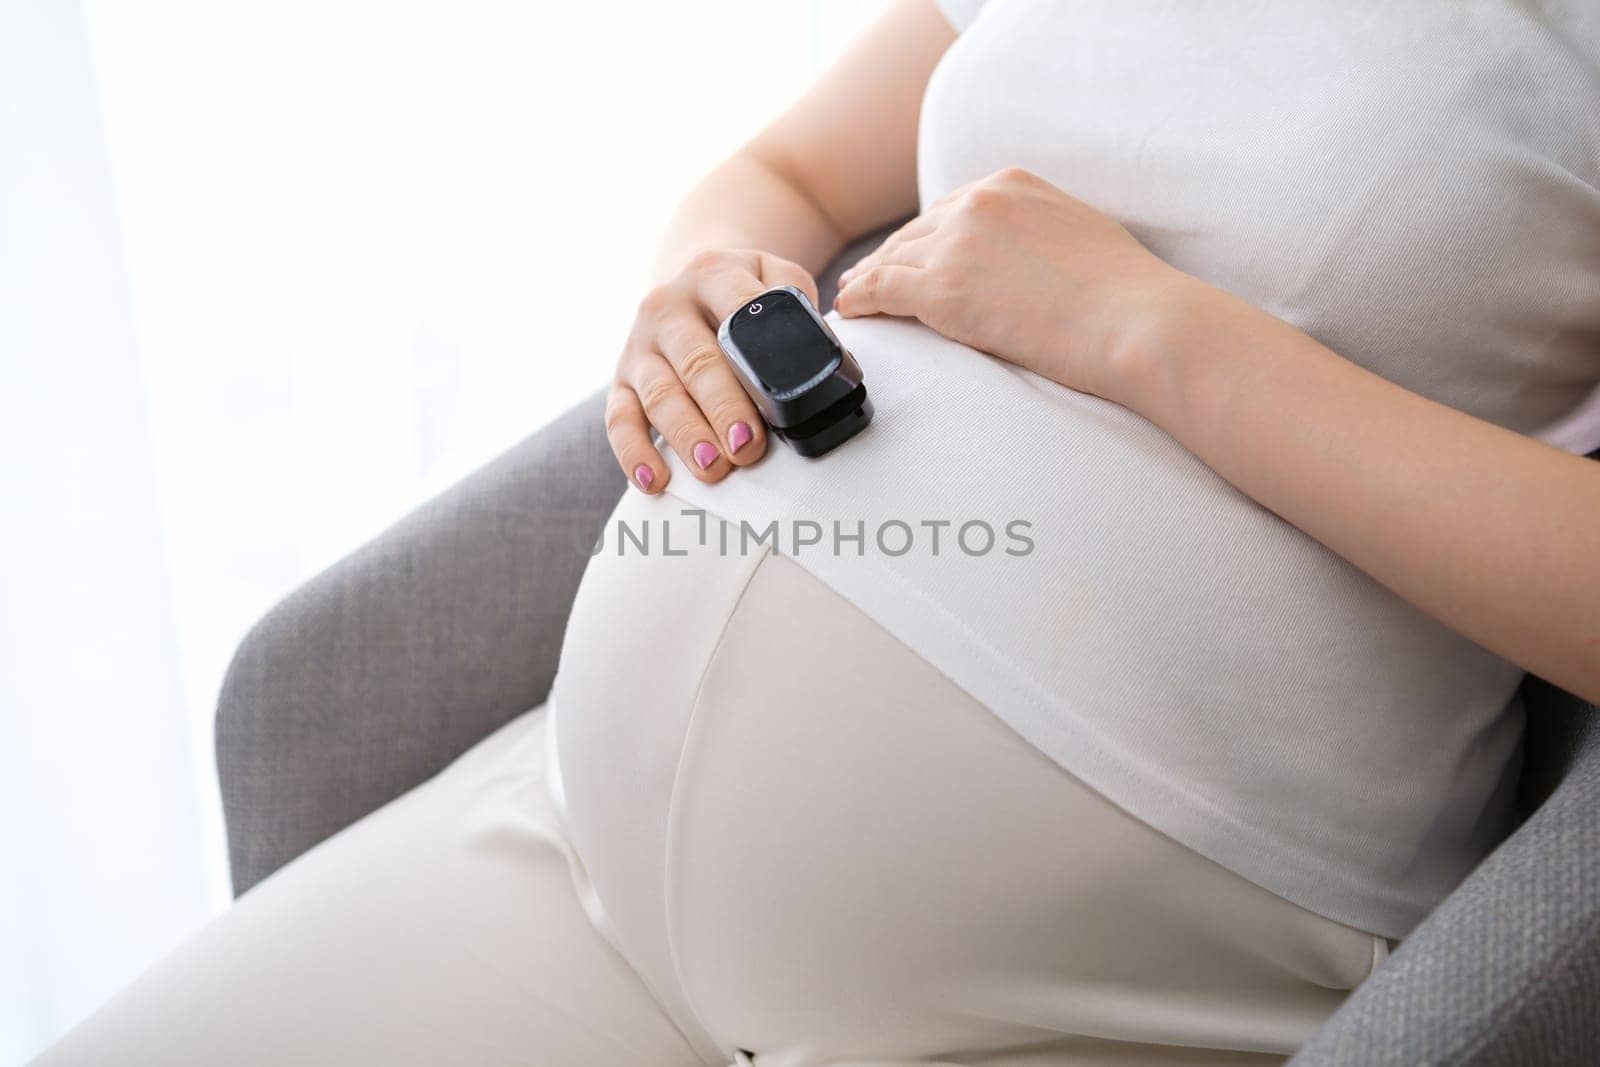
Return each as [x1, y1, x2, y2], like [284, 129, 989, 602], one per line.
[692, 253, 770, 326]
[756, 252, 820, 310]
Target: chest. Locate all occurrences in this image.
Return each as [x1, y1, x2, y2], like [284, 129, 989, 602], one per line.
[918, 0, 1600, 430]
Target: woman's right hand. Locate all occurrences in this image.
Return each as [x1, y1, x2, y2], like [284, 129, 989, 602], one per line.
[606, 249, 820, 494]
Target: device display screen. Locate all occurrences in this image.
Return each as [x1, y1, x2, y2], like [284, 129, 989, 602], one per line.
[727, 289, 838, 395]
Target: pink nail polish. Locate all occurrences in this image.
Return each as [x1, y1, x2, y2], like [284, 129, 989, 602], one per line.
[634, 464, 654, 490]
[728, 421, 753, 454]
[692, 441, 719, 470]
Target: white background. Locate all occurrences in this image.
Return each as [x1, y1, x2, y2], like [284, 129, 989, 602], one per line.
[3, 1, 889, 1059]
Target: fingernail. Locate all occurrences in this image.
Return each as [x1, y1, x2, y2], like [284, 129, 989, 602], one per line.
[728, 421, 753, 454]
[634, 464, 654, 491]
[692, 441, 719, 469]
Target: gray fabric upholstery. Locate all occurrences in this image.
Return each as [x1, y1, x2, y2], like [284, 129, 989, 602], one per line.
[215, 236, 1600, 1059]
[216, 389, 625, 895]
[1289, 677, 1600, 1066]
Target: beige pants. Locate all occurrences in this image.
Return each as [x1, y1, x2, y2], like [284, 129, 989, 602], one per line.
[38, 496, 1388, 1066]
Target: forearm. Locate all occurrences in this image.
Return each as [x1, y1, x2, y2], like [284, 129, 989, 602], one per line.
[650, 0, 954, 284]
[1122, 279, 1600, 704]
[651, 150, 848, 284]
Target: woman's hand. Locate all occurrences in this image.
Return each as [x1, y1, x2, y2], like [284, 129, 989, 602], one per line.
[834, 167, 1189, 405]
[607, 249, 820, 493]
[847, 182, 1600, 708]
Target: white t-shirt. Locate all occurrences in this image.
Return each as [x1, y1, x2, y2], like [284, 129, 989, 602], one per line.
[664, 0, 1600, 938]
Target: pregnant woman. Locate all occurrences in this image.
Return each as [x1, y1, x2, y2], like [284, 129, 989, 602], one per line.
[39, 1, 1600, 1065]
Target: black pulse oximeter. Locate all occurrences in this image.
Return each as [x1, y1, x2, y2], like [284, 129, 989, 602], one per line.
[717, 286, 873, 458]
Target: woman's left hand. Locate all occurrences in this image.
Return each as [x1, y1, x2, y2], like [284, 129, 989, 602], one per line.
[834, 167, 1191, 405]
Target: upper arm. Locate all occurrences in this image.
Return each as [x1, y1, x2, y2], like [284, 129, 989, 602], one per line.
[744, 0, 958, 242]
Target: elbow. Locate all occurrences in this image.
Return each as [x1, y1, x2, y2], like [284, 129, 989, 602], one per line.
[740, 141, 853, 248]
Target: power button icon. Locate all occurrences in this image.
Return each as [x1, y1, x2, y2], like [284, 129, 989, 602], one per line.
[748, 302, 763, 315]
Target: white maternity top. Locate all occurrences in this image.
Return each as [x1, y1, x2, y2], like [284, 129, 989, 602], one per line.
[663, 0, 1600, 939]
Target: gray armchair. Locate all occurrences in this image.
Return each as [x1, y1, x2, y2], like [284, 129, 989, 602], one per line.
[216, 255, 1600, 1065]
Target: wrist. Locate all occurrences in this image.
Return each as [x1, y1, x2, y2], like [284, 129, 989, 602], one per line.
[1095, 269, 1232, 427]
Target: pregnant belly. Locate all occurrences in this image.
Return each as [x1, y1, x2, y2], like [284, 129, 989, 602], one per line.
[548, 492, 1384, 1057]
[654, 313, 1523, 934]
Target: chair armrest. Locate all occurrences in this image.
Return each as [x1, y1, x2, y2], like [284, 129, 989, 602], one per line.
[215, 388, 624, 895]
[1290, 677, 1600, 1066]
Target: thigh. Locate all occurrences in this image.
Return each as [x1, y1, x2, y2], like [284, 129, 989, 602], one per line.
[33, 708, 707, 1067]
